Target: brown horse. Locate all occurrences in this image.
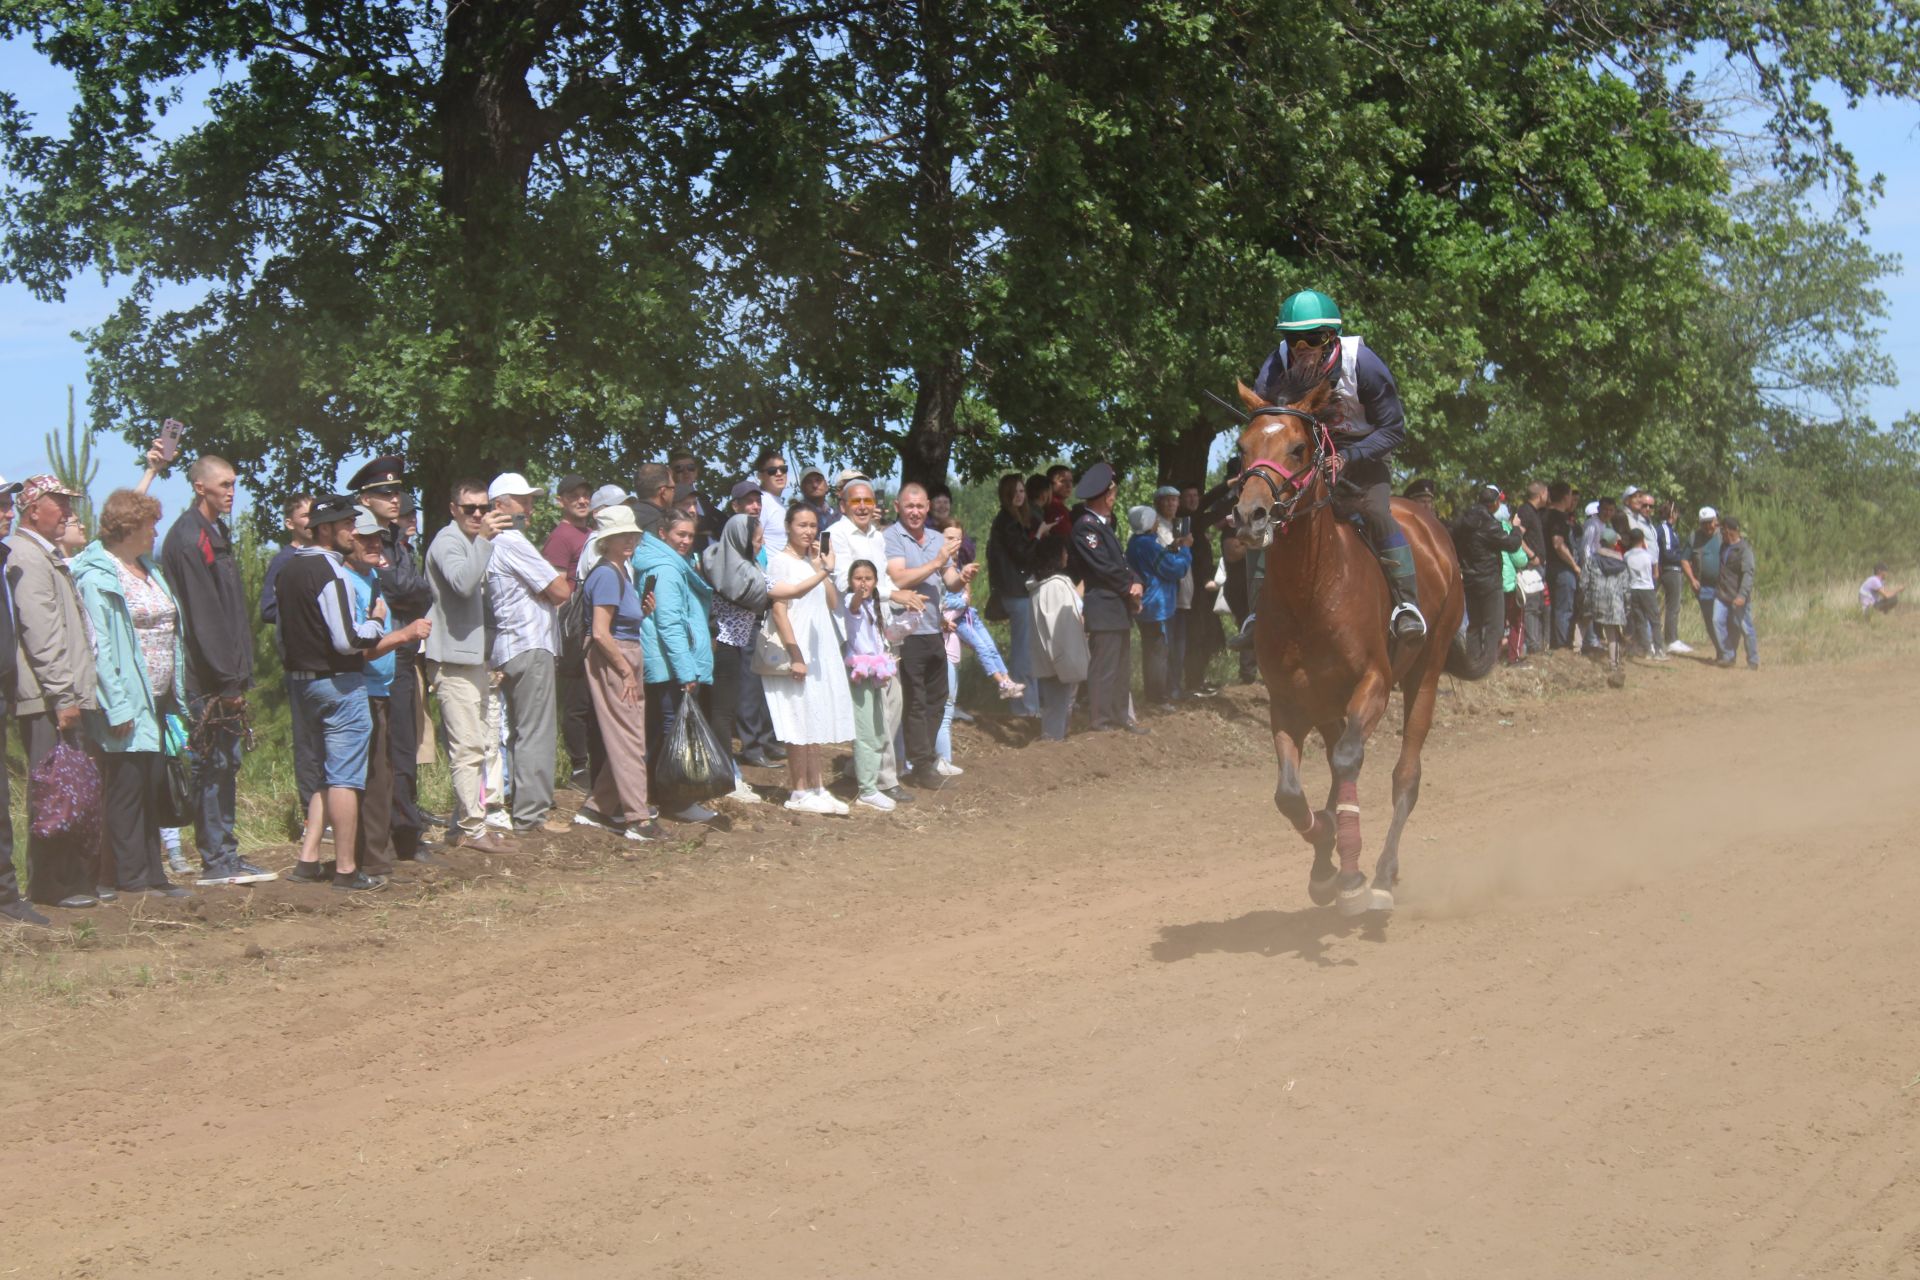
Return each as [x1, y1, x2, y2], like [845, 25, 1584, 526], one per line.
[1229, 374, 1492, 915]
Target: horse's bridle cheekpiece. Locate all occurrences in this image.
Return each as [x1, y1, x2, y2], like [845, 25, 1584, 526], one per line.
[1206, 391, 1337, 531]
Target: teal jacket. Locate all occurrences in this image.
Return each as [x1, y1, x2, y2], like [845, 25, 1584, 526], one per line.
[70, 541, 188, 754]
[632, 535, 715, 685]
[1500, 518, 1529, 593]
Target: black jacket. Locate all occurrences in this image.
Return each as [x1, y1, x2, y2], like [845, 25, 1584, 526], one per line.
[376, 523, 431, 655]
[987, 508, 1039, 600]
[160, 507, 255, 697]
[1453, 506, 1525, 587]
[1068, 504, 1138, 633]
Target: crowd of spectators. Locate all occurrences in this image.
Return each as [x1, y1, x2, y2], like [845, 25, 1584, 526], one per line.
[0, 438, 1894, 926]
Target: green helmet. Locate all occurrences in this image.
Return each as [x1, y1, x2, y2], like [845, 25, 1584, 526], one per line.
[1275, 289, 1343, 333]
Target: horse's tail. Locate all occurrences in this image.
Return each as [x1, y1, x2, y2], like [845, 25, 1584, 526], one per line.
[1444, 625, 1499, 681]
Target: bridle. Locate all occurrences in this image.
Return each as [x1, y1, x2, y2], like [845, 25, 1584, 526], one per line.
[1234, 404, 1339, 531]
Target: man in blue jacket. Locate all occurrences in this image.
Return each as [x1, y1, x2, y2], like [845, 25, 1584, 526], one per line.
[1255, 290, 1427, 641]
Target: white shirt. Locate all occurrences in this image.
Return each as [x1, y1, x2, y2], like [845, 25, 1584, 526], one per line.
[824, 515, 899, 602]
[760, 490, 789, 557]
[486, 529, 561, 667]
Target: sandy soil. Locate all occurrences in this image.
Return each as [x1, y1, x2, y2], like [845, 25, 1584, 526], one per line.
[4, 651, 1919, 1278]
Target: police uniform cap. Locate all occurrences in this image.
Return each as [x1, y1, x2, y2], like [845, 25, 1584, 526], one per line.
[1072, 462, 1116, 501]
[347, 455, 406, 494]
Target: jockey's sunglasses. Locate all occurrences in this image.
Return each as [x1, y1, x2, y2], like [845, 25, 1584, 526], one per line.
[1288, 327, 1338, 349]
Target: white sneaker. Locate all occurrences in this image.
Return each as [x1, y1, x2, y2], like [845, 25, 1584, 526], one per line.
[819, 792, 851, 816]
[857, 790, 897, 812]
[484, 810, 512, 832]
[1667, 640, 1694, 654]
[784, 791, 814, 813]
[935, 759, 964, 777]
[572, 808, 623, 833]
[727, 779, 763, 804]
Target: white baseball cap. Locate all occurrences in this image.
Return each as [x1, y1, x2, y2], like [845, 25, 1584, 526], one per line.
[1623, 484, 1641, 498]
[1698, 505, 1717, 521]
[589, 483, 629, 512]
[1584, 501, 1599, 516]
[487, 472, 544, 501]
[0, 474, 21, 498]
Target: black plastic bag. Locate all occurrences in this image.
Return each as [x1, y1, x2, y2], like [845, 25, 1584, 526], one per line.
[652, 697, 734, 810]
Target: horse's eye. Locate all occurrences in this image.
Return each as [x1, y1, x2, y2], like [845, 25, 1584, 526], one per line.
[1289, 444, 1307, 461]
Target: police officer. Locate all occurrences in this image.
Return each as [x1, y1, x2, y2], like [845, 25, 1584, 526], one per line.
[346, 456, 433, 861]
[1067, 462, 1147, 736]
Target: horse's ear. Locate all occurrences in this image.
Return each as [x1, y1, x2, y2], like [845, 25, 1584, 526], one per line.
[1235, 380, 1264, 412]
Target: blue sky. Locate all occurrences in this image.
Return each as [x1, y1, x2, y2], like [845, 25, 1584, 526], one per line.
[3, 37, 1918, 522]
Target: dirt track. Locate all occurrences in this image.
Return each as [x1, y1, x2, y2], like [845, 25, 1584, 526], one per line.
[6, 652, 1920, 1278]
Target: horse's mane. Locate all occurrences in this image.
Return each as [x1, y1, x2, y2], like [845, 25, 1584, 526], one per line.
[1258, 350, 1338, 411]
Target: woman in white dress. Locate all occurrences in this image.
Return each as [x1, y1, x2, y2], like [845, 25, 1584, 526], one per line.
[765, 504, 855, 814]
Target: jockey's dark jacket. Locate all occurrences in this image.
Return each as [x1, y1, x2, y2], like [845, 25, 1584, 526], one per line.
[1254, 339, 1407, 466]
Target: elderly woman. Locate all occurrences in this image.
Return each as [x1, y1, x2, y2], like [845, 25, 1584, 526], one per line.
[70, 489, 194, 898]
[633, 511, 717, 822]
[765, 503, 854, 814]
[576, 504, 666, 843]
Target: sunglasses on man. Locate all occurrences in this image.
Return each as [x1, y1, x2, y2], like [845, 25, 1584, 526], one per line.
[760, 464, 789, 476]
[458, 502, 489, 516]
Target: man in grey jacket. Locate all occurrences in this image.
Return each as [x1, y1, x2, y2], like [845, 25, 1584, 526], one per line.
[425, 478, 515, 852]
[6, 475, 102, 909]
[1713, 515, 1759, 669]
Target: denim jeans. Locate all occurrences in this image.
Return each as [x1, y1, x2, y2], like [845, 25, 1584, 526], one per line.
[1696, 586, 1720, 655]
[943, 594, 1009, 679]
[1549, 566, 1578, 648]
[1002, 595, 1041, 716]
[936, 659, 958, 763]
[1038, 675, 1077, 740]
[1659, 568, 1686, 646]
[189, 692, 247, 872]
[1713, 596, 1759, 666]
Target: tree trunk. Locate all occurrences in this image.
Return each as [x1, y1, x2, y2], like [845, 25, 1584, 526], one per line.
[897, 0, 961, 492]
[901, 349, 965, 490]
[1157, 412, 1223, 488]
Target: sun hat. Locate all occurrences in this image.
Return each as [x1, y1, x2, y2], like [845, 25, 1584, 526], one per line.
[594, 504, 641, 537]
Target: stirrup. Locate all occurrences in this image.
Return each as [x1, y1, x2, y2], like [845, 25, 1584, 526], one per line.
[1389, 602, 1427, 639]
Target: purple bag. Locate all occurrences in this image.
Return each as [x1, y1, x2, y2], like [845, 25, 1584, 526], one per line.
[29, 740, 103, 848]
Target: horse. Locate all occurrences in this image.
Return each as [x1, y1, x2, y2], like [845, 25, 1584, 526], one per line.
[1228, 373, 1494, 916]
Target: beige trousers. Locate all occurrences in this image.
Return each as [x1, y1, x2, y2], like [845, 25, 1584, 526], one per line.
[429, 660, 504, 838]
[586, 641, 650, 823]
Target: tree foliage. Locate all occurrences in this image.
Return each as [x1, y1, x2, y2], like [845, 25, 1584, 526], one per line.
[1, 0, 1916, 520]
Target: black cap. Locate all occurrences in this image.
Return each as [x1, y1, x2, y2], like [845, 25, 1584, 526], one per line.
[399, 490, 417, 517]
[308, 494, 360, 527]
[1072, 462, 1116, 501]
[555, 473, 590, 497]
[346, 455, 406, 494]
[729, 479, 763, 504]
[1404, 477, 1437, 499]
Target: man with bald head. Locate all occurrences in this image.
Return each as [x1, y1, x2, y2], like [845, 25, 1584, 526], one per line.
[826, 479, 926, 803]
[162, 454, 275, 885]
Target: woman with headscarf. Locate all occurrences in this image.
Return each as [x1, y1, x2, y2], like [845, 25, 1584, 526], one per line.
[1123, 505, 1191, 710]
[701, 513, 771, 804]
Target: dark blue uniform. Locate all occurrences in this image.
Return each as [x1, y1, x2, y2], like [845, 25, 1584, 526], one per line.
[1069, 503, 1140, 731]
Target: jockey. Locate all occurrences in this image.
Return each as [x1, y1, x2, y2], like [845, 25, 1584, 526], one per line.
[1254, 289, 1427, 641]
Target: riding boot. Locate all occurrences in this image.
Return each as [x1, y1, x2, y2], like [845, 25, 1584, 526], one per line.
[1379, 543, 1426, 640]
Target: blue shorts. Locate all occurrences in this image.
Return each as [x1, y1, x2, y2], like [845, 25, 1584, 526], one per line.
[292, 674, 372, 790]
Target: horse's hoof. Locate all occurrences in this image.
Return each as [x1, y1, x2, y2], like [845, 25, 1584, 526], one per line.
[1337, 882, 1394, 917]
[1307, 872, 1339, 907]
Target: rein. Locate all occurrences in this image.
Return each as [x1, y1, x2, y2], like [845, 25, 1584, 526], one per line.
[1234, 406, 1339, 532]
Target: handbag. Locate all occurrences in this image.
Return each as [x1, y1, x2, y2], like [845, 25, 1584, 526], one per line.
[28, 735, 103, 846]
[749, 610, 792, 676]
[155, 710, 195, 828]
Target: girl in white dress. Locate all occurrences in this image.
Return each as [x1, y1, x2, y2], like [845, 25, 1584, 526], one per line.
[765, 504, 855, 814]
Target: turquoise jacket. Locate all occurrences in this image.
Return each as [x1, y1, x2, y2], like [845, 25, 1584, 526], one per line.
[70, 541, 188, 754]
[632, 535, 715, 685]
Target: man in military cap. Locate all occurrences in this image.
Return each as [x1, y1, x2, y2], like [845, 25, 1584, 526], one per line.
[1067, 462, 1147, 735]
[347, 455, 433, 861]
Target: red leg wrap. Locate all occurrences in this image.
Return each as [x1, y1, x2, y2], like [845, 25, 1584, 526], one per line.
[1335, 781, 1361, 858]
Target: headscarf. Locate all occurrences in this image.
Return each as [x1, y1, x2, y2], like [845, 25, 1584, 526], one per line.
[702, 513, 769, 611]
[1127, 505, 1157, 536]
